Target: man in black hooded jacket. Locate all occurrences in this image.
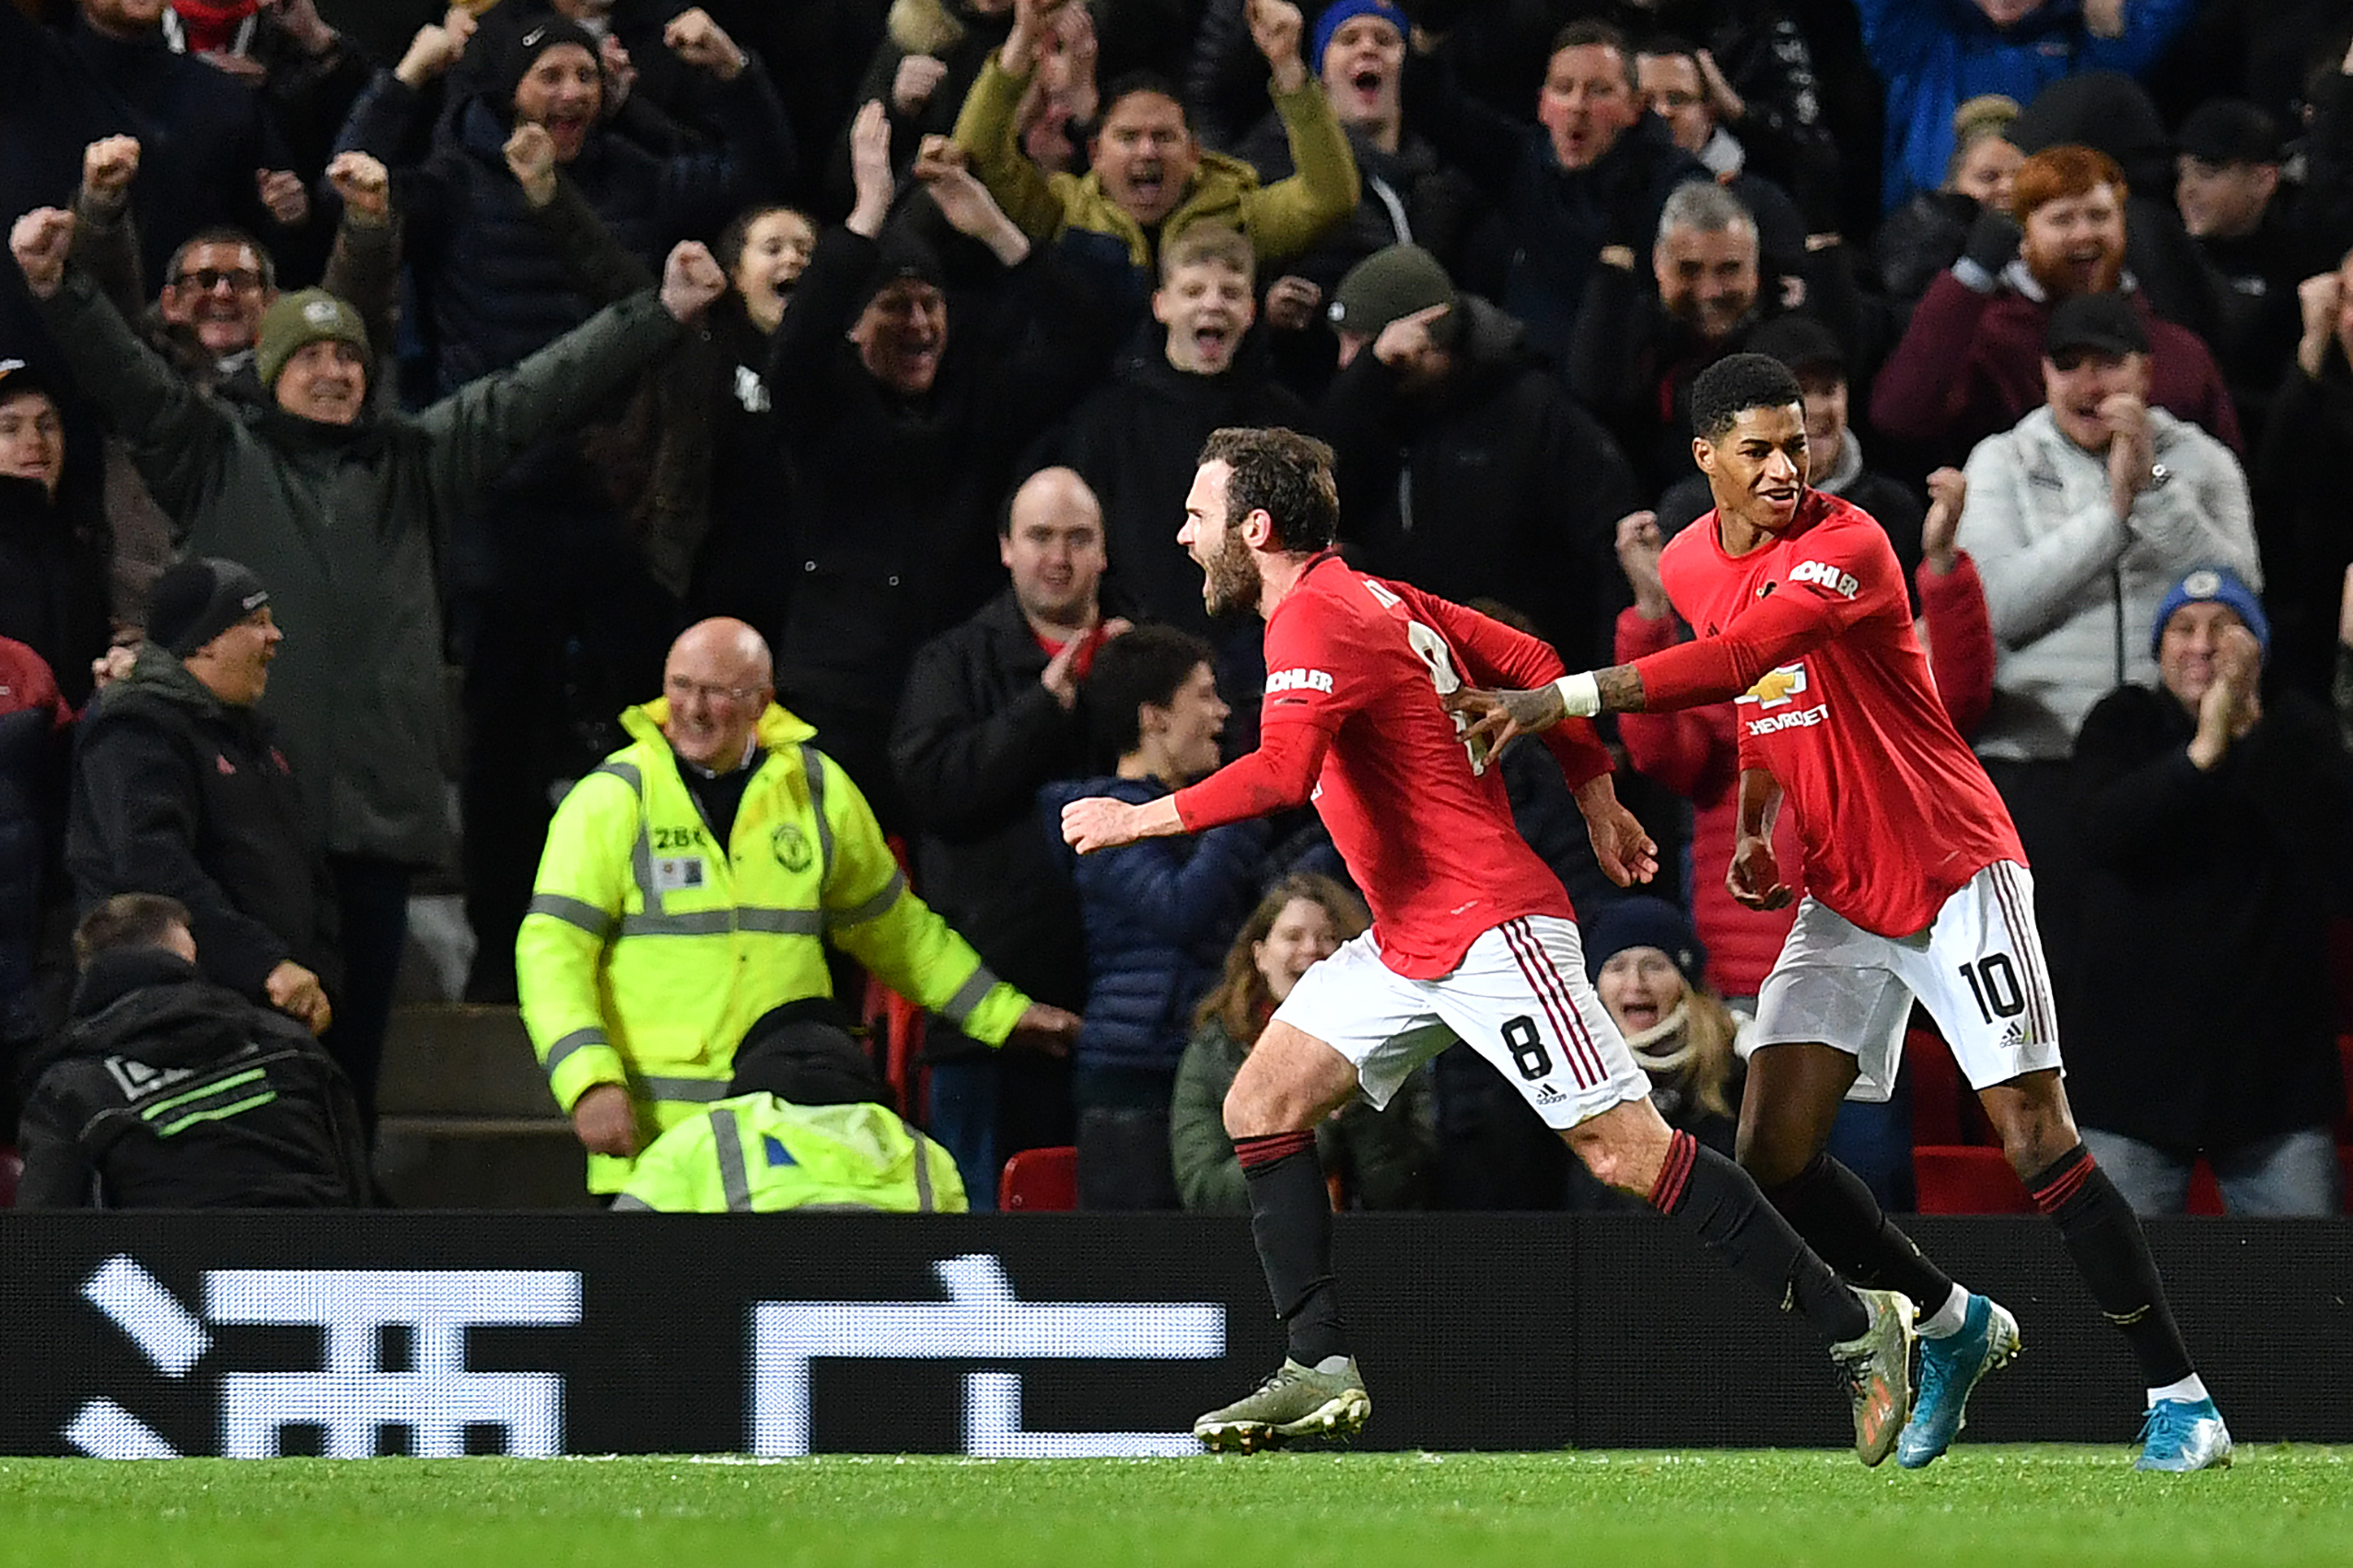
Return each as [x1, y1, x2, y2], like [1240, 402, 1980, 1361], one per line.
[16, 893, 370, 1210]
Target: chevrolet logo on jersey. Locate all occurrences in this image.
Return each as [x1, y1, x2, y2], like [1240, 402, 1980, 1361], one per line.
[1736, 664, 1807, 709]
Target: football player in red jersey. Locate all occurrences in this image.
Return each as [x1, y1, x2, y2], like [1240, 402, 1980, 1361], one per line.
[1061, 423, 1918, 1461]
[1454, 355, 2230, 1472]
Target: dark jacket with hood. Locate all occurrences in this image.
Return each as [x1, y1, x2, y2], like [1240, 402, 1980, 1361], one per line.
[2067, 680, 2352, 1151]
[67, 645, 339, 1004]
[1402, 53, 1707, 370]
[763, 222, 1114, 821]
[32, 262, 690, 867]
[1044, 344, 1309, 639]
[15, 947, 370, 1209]
[334, 57, 793, 397]
[1316, 293, 1640, 668]
[0, 474, 112, 711]
[890, 587, 1098, 1062]
[1039, 774, 1266, 1085]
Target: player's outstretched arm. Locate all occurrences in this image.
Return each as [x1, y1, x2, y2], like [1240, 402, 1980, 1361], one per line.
[1450, 665, 1647, 750]
[1060, 794, 1185, 854]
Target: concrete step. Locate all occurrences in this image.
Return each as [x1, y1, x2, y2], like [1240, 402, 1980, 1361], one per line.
[377, 1003, 554, 1119]
[372, 1114, 599, 1210]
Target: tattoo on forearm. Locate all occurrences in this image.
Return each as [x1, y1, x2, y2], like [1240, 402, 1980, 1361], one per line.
[1596, 665, 1646, 714]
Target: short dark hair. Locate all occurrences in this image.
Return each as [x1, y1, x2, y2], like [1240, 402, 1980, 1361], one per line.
[1100, 70, 1189, 123]
[1549, 19, 1634, 90]
[74, 893, 192, 968]
[1087, 624, 1215, 761]
[1197, 426, 1340, 552]
[165, 227, 276, 293]
[712, 202, 811, 278]
[1637, 31, 1700, 64]
[1689, 353, 1803, 442]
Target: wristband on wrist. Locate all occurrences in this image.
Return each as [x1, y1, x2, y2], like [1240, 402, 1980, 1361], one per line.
[1553, 671, 1601, 718]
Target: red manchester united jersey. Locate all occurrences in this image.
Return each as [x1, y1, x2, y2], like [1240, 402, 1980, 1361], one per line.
[1649, 492, 2023, 938]
[1175, 554, 1613, 978]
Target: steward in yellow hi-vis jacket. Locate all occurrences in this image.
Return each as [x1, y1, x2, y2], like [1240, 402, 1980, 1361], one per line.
[613, 998, 968, 1212]
[518, 619, 1074, 1195]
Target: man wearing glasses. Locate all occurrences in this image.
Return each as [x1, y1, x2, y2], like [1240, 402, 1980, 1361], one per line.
[519, 616, 1079, 1197]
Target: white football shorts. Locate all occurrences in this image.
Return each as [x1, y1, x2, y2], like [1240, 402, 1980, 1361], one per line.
[1753, 860, 2065, 1102]
[1271, 912, 1654, 1130]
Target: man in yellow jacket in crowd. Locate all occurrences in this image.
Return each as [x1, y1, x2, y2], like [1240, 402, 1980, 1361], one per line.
[518, 617, 1078, 1196]
[614, 997, 967, 1212]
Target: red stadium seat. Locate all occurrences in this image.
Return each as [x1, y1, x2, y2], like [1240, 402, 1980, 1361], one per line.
[1904, 1027, 1998, 1147]
[0, 1145, 19, 1209]
[998, 1145, 1077, 1211]
[1912, 1145, 2033, 1214]
[2184, 1159, 2225, 1216]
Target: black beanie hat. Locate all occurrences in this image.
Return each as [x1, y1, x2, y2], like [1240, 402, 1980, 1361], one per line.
[146, 557, 270, 657]
[502, 17, 601, 111]
[728, 998, 888, 1107]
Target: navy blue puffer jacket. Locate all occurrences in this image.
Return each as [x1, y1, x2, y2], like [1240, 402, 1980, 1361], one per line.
[1040, 775, 1266, 1076]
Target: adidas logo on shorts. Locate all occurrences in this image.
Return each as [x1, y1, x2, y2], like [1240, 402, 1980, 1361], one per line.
[1534, 1084, 1567, 1106]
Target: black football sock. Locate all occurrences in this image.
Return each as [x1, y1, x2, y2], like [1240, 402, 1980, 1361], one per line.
[1765, 1152, 1960, 1310]
[2026, 1144, 2195, 1387]
[1650, 1131, 1870, 1344]
[1236, 1131, 1347, 1366]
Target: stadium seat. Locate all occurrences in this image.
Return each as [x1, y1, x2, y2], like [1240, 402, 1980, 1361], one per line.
[1912, 1145, 2033, 1214]
[1904, 1027, 1998, 1147]
[998, 1144, 1077, 1211]
[2184, 1159, 2225, 1216]
[0, 1145, 19, 1209]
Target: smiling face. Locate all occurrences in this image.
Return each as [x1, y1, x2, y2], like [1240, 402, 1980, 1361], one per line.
[1252, 896, 1343, 1005]
[185, 607, 283, 708]
[513, 43, 604, 163]
[160, 240, 274, 358]
[1695, 401, 1808, 536]
[1795, 369, 1848, 485]
[1092, 91, 1198, 229]
[1654, 222, 1758, 341]
[1181, 459, 1265, 617]
[2158, 599, 2247, 711]
[1154, 258, 1255, 375]
[1538, 43, 1639, 171]
[2020, 181, 2126, 299]
[1597, 946, 1685, 1037]
[659, 619, 772, 771]
[730, 209, 816, 334]
[850, 278, 948, 397]
[2042, 346, 2149, 452]
[1141, 660, 1229, 780]
[0, 389, 64, 498]
[1636, 52, 1711, 156]
[273, 339, 367, 425]
[1320, 15, 1404, 134]
[1951, 135, 2022, 209]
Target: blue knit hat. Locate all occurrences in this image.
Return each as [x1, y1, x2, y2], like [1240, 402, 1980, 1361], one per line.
[1583, 897, 1707, 987]
[1311, 0, 1408, 74]
[2150, 566, 2268, 662]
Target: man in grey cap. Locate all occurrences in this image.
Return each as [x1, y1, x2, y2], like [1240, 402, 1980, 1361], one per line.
[1318, 241, 1637, 669]
[69, 556, 340, 1044]
[12, 201, 729, 1136]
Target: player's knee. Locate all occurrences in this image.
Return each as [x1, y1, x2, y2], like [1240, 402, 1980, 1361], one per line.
[1221, 1075, 1310, 1139]
[1733, 1123, 1810, 1191]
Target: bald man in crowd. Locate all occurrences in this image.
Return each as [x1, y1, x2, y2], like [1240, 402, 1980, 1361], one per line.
[519, 615, 1077, 1199]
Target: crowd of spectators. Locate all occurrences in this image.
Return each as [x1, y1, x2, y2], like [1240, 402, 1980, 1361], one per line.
[3, 0, 2349, 1217]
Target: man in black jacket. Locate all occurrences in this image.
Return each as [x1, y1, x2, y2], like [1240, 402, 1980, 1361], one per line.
[2067, 569, 2350, 1215]
[16, 893, 371, 1209]
[888, 466, 1119, 1206]
[67, 557, 339, 1045]
[1318, 242, 1638, 670]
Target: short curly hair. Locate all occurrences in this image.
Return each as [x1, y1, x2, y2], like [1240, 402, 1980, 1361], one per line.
[1688, 354, 1803, 442]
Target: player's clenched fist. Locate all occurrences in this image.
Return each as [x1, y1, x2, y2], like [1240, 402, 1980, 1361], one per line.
[10, 208, 76, 299]
[1727, 833, 1791, 911]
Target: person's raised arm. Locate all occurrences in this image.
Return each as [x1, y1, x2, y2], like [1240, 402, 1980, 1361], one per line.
[1235, 0, 1360, 264]
[949, 0, 1069, 241]
[69, 136, 146, 323]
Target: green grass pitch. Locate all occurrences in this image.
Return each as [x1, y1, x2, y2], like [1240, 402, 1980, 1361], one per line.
[2, 1448, 2345, 1568]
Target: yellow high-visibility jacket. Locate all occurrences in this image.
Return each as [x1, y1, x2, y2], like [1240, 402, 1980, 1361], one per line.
[612, 1093, 968, 1213]
[518, 699, 1028, 1191]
